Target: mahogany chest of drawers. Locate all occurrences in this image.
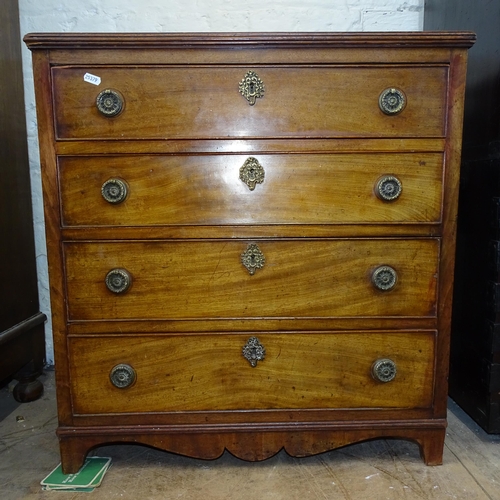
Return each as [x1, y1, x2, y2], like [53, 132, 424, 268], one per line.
[25, 32, 474, 473]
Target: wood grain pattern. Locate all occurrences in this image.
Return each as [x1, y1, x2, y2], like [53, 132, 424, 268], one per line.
[64, 239, 439, 320]
[59, 153, 444, 226]
[68, 332, 435, 413]
[52, 66, 447, 139]
[56, 424, 447, 472]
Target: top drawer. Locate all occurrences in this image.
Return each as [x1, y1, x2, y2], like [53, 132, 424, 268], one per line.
[52, 65, 448, 140]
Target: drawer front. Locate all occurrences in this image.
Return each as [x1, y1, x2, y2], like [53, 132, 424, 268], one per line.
[64, 239, 438, 321]
[59, 153, 443, 227]
[52, 66, 447, 139]
[69, 332, 436, 414]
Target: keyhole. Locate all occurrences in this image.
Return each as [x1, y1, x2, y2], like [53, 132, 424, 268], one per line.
[249, 82, 255, 94]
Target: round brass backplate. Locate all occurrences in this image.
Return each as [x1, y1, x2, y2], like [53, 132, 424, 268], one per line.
[105, 268, 132, 294]
[372, 358, 397, 383]
[379, 88, 406, 115]
[96, 88, 124, 117]
[371, 265, 397, 291]
[101, 178, 128, 204]
[376, 175, 402, 201]
[110, 364, 136, 388]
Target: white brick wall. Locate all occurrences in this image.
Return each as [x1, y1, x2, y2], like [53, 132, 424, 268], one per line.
[18, 0, 424, 364]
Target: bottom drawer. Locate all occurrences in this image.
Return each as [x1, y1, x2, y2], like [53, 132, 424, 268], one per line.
[69, 332, 435, 415]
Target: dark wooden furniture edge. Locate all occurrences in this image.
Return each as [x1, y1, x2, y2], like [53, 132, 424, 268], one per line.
[23, 31, 476, 49]
[0, 312, 47, 346]
[0, 312, 47, 402]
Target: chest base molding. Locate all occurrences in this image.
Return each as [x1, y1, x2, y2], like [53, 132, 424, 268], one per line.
[57, 420, 447, 471]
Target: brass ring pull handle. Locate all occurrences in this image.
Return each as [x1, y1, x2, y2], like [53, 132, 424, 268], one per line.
[242, 336, 266, 367]
[372, 265, 397, 291]
[239, 157, 265, 191]
[241, 243, 265, 275]
[239, 70, 265, 105]
[379, 88, 406, 115]
[371, 358, 397, 383]
[375, 175, 402, 201]
[96, 88, 124, 117]
[101, 178, 128, 204]
[105, 268, 132, 294]
[110, 364, 136, 388]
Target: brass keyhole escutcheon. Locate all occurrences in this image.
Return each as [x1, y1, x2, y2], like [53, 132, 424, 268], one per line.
[241, 243, 265, 275]
[242, 337, 266, 367]
[239, 157, 265, 191]
[239, 70, 265, 105]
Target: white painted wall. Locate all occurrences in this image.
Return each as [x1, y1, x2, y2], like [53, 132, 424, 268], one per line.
[18, 0, 424, 365]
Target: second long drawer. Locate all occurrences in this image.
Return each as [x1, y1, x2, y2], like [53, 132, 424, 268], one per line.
[64, 239, 439, 321]
[59, 153, 444, 227]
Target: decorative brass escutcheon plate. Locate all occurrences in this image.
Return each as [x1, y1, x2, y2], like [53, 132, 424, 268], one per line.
[242, 336, 266, 367]
[239, 157, 265, 191]
[241, 243, 265, 275]
[239, 70, 265, 105]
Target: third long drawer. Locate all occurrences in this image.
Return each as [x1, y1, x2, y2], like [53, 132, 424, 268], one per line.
[64, 238, 439, 321]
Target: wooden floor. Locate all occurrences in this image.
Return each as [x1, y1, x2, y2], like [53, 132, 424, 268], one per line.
[1, 370, 499, 499]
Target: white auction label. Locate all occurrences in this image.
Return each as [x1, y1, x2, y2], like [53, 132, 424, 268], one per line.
[83, 72, 101, 86]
